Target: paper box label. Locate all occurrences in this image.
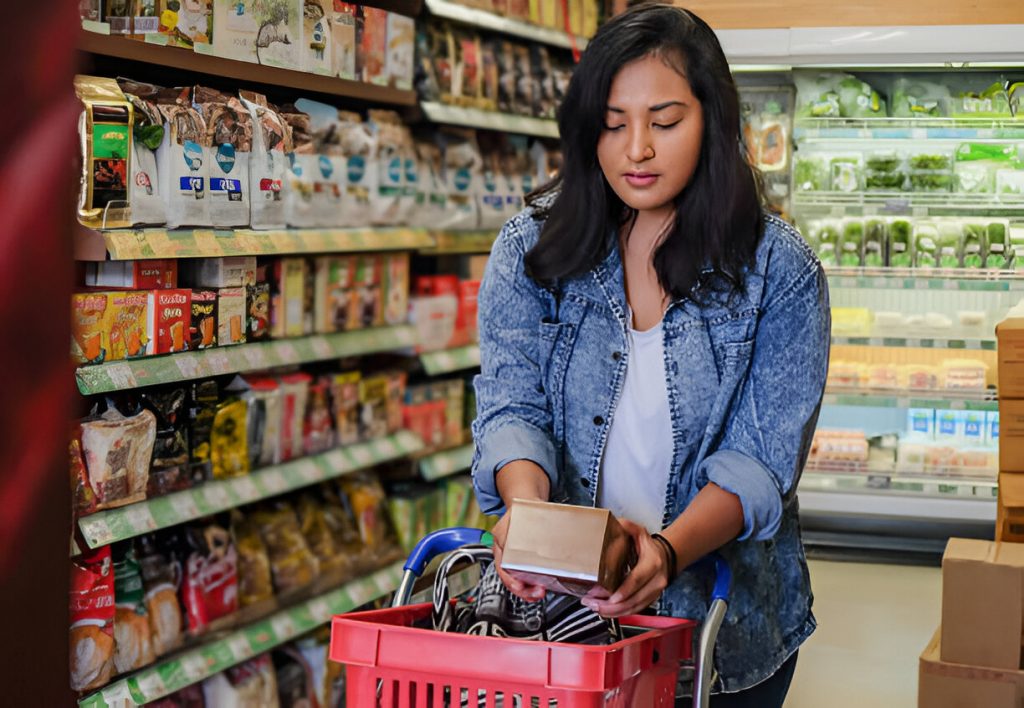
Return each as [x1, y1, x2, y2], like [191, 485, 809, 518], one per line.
[217, 287, 246, 346]
[151, 289, 192, 354]
[105, 291, 152, 360]
[72, 292, 112, 365]
[190, 290, 218, 349]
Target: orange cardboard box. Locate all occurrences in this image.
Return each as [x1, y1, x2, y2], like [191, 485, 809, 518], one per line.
[919, 628, 1024, 707]
[217, 287, 246, 347]
[72, 292, 113, 364]
[1001, 399, 1024, 473]
[105, 291, 152, 360]
[149, 289, 191, 354]
[998, 472, 1024, 543]
[997, 316, 1024, 399]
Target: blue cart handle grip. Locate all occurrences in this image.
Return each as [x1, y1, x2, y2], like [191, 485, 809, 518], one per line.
[686, 553, 731, 603]
[404, 527, 490, 577]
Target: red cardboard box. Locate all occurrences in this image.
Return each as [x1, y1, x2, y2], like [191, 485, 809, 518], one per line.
[85, 259, 178, 290]
[149, 289, 192, 354]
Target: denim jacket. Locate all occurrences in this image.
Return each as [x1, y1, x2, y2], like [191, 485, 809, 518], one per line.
[471, 205, 831, 693]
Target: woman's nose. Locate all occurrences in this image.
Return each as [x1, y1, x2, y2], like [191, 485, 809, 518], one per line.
[625, 127, 652, 164]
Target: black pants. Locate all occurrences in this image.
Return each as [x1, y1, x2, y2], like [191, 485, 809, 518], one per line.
[676, 651, 799, 708]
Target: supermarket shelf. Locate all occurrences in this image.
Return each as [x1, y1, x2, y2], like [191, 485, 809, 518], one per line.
[78, 32, 417, 107]
[74, 226, 436, 262]
[798, 489, 996, 524]
[419, 444, 474, 481]
[794, 191, 1024, 215]
[77, 562, 403, 708]
[76, 431, 424, 550]
[421, 230, 498, 255]
[420, 345, 481, 376]
[75, 325, 416, 395]
[827, 268, 1024, 292]
[822, 388, 999, 411]
[420, 101, 559, 138]
[801, 469, 997, 501]
[831, 335, 996, 351]
[423, 0, 587, 50]
[795, 117, 1024, 141]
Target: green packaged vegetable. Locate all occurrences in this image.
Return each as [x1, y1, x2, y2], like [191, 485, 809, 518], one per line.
[866, 152, 901, 172]
[910, 171, 954, 192]
[914, 222, 939, 268]
[836, 75, 886, 118]
[962, 222, 986, 268]
[889, 219, 913, 267]
[839, 219, 864, 266]
[952, 82, 1012, 118]
[865, 171, 906, 191]
[864, 219, 886, 267]
[794, 156, 827, 192]
[1010, 228, 1024, 271]
[813, 220, 841, 266]
[830, 156, 861, 193]
[954, 143, 1018, 194]
[937, 222, 962, 268]
[986, 221, 1010, 269]
[909, 154, 952, 171]
[890, 78, 949, 118]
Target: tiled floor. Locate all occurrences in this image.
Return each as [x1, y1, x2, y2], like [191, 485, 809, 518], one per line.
[785, 559, 941, 708]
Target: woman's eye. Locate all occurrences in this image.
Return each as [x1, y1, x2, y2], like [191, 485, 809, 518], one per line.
[603, 124, 625, 132]
[653, 120, 682, 130]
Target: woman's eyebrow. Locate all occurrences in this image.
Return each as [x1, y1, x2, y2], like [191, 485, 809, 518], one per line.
[605, 100, 687, 113]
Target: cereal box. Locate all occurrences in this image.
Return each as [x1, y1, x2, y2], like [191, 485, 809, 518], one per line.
[313, 255, 355, 333]
[72, 293, 113, 365]
[331, 2, 359, 80]
[329, 371, 361, 446]
[271, 258, 308, 338]
[246, 281, 271, 341]
[358, 7, 388, 85]
[149, 289, 192, 354]
[190, 290, 218, 349]
[302, 0, 333, 76]
[106, 291, 153, 360]
[349, 254, 382, 330]
[383, 253, 409, 326]
[159, 0, 212, 49]
[385, 13, 415, 91]
[85, 260, 178, 290]
[217, 287, 246, 346]
[211, 0, 301, 67]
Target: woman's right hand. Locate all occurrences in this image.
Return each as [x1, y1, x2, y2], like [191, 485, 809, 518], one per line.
[491, 506, 547, 602]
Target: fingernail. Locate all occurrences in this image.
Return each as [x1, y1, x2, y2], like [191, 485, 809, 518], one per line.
[608, 594, 622, 604]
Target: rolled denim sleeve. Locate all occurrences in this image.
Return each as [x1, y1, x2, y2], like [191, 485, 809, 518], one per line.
[471, 213, 558, 515]
[701, 250, 830, 541]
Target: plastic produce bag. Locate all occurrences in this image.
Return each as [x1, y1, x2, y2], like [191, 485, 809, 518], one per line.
[890, 77, 950, 118]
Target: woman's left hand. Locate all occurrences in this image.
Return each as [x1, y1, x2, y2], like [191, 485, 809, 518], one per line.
[581, 519, 672, 618]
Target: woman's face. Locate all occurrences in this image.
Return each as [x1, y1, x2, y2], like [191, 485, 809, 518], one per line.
[597, 53, 704, 219]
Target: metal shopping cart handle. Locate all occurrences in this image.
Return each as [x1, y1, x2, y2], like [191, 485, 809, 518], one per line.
[394, 527, 493, 606]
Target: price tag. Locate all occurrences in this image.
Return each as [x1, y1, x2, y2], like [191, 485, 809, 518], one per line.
[309, 597, 332, 622]
[906, 338, 922, 348]
[867, 338, 883, 347]
[261, 470, 289, 494]
[207, 351, 232, 373]
[105, 363, 138, 389]
[170, 493, 200, 520]
[373, 437, 399, 458]
[242, 346, 269, 369]
[912, 206, 929, 218]
[179, 653, 208, 681]
[297, 458, 321, 483]
[174, 354, 201, 379]
[81, 516, 114, 547]
[311, 337, 334, 359]
[350, 445, 374, 466]
[232, 477, 260, 502]
[124, 504, 157, 534]
[133, 669, 168, 700]
[99, 681, 134, 705]
[228, 634, 254, 661]
[203, 484, 232, 511]
[271, 614, 297, 640]
[911, 127, 928, 140]
[323, 449, 347, 471]
[275, 341, 299, 363]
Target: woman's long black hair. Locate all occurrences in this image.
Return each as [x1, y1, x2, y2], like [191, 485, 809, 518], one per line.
[524, 4, 763, 303]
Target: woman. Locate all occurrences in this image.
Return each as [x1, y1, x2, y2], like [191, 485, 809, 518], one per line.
[470, 4, 829, 707]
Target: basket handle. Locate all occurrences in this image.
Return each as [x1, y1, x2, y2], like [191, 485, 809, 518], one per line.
[403, 527, 492, 578]
[688, 553, 731, 708]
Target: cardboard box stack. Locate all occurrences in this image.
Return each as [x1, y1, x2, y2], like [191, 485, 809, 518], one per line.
[998, 306, 1024, 541]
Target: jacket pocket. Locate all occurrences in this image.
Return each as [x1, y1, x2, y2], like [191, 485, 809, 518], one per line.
[537, 320, 574, 448]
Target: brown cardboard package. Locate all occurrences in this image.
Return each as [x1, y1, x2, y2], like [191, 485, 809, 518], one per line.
[997, 316, 1024, 399]
[501, 500, 635, 597]
[919, 629, 1023, 707]
[941, 538, 1024, 669]
[1002, 399, 1024, 474]
[999, 472, 1024, 543]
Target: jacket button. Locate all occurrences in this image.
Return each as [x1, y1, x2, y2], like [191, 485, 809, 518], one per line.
[593, 416, 604, 426]
[611, 351, 622, 361]
[580, 477, 591, 488]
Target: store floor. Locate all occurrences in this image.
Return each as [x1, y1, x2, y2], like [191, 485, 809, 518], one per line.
[784, 559, 940, 708]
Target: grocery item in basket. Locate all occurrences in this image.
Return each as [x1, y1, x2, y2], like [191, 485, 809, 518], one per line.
[149, 289, 192, 354]
[252, 502, 321, 594]
[139, 387, 191, 497]
[210, 396, 250, 479]
[331, 2, 358, 80]
[304, 377, 335, 455]
[328, 371, 361, 446]
[337, 111, 376, 227]
[230, 510, 275, 609]
[112, 545, 156, 674]
[193, 86, 252, 227]
[155, 86, 211, 228]
[80, 405, 156, 509]
[136, 533, 185, 657]
[217, 286, 247, 346]
[188, 378, 219, 482]
[279, 373, 312, 462]
[70, 547, 116, 692]
[239, 91, 289, 229]
[202, 653, 280, 707]
[117, 79, 167, 226]
[75, 76, 133, 229]
[189, 289, 218, 349]
[72, 292, 112, 365]
[181, 523, 239, 634]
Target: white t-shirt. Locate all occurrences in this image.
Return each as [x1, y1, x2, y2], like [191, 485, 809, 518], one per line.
[598, 320, 674, 533]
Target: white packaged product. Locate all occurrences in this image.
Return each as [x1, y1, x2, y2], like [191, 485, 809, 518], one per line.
[117, 80, 167, 226]
[411, 139, 448, 228]
[369, 110, 415, 226]
[295, 98, 346, 228]
[239, 91, 289, 229]
[337, 111, 377, 227]
[478, 147, 507, 231]
[280, 105, 318, 228]
[438, 129, 482, 231]
[193, 87, 252, 227]
[155, 87, 211, 228]
[301, 0, 333, 76]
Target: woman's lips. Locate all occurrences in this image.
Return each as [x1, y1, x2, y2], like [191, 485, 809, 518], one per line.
[624, 173, 658, 187]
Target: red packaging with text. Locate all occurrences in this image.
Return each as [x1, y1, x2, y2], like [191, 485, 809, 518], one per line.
[69, 546, 116, 692]
[149, 289, 192, 354]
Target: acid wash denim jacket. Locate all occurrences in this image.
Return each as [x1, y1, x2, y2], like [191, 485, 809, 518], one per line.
[470, 205, 831, 693]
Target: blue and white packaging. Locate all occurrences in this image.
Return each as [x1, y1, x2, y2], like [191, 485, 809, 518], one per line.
[193, 88, 251, 227]
[961, 410, 986, 448]
[935, 409, 960, 445]
[238, 91, 288, 230]
[987, 411, 1000, 447]
[155, 91, 211, 228]
[295, 98, 346, 228]
[337, 111, 376, 228]
[907, 408, 935, 441]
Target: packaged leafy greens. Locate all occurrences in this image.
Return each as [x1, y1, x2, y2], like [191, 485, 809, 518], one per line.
[830, 156, 861, 192]
[811, 219, 840, 266]
[839, 219, 864, 266]
[865, 152, 902, 172]
[794, 156, 827, 192]
[1010, 227, 1024, 270]
[954, 143, 1018, 194]
[794, 71, 884, 119]
[890, 78, 950, 118]
[914, 222, 939, 268]
[910, 171, 953, 192]
[889, 219, 913, 267]
[865, 171, 906, 191]
[951, 82, 1012, 118]
[986, 220, 1010, 269]
[864, 219, 886, 267]
[909, 153, 952, 171]
[937, 221, 962, 268]
[961, 222, 986, 268]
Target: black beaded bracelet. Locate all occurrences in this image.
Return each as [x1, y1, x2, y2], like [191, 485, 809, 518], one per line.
[650, 533, 678, 581]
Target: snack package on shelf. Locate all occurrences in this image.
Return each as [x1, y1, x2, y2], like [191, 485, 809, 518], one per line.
[359, 7, 389, 85]
[269, 257, 308, 338]
[301, 0, 333, 76]
[117, 79, 168, 226]
[242, 376, 284, 468]
[328, 371, 361, 446]
[369, 110, 415, 225]
[230, 510, 275, 610]
[386, 12, 415, 91]
[189, 289, 218, 349]
[358, 374, 390, 441]
[70, 547, 116, 692]
[149, 289, 192, 354]
[70, 436, 97, 518]
[72, 292, 113, 365]
[180, 522, 239, 635]
[247, 276, 272, 342]
[293, 98, 346, 229]
[438, 129, 483, 230]
[303, 377, 335, 455]
[80, 404, 157, 510]
[86, 259, 179, 290]
[251, 501, 321, 595]
[338, 471, 400, 563]
[188, 379, 220, 482]
[383, 253, 410, 326]
[216, 286, 247, 346]
[319, 481, 372, 573]
[136, 533, 185, 658]
[279, 373, 312, 462]
[332, 2, 359, 81]
[239, 91, 289, 229]
[144, 684, 205, 708]
[112, 545, 156, 674]
[313, 255, 353, 333]
[350, 254, 383, 329]
[75, 76, 133, 229]
[140, 387, 192, 497]
[273, 644, 321, 708]
[193, 87, 253, 227]
[107, 291, 153, 360]
[158, 0, 211, 48]
[337, 111, 376, 227]
[296, 492, 352, 580]
[154, 87, 212, 228]
[411, 139, 448, 228]
[201, 653, 279, 707]
[385, 370, 407, 435]
[211, 394, 250, 479]
[279, 104, 317, 228]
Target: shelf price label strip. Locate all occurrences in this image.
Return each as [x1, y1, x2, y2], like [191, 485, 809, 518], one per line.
[420, 444, 475, 481]
[78, 563, 404, 708]
[75, 325, 417, 395]
[831, 336, 994, 351]
[420, 345, 481, 376]
[77, 431, 424, 550]
[822, 392, 998, 412]
[99, 228, 435, 260]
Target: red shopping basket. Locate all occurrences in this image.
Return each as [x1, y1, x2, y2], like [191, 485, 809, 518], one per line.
[330, 528, 731, 708]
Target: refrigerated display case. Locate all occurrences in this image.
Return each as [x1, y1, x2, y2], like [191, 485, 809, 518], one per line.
[732, 25, 1024, 553]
